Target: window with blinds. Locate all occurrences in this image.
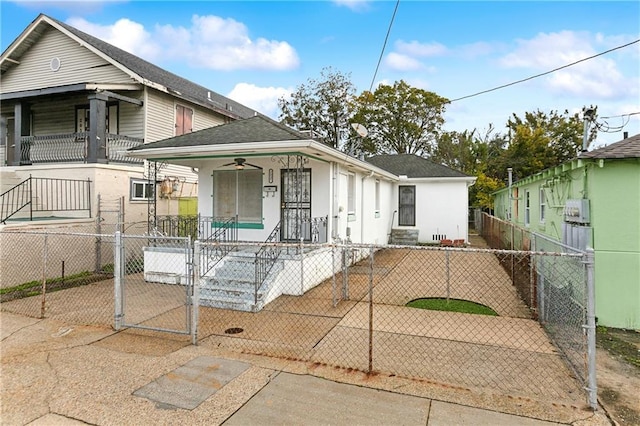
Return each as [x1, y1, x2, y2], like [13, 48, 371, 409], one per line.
[212, 170, 262, 223]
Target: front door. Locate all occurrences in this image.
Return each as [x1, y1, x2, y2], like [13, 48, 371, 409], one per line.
[398, 185, 416, 226]
[281, 168, 311, 241]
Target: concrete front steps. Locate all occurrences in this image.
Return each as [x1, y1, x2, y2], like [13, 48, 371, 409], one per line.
[200, 251, 282, 312]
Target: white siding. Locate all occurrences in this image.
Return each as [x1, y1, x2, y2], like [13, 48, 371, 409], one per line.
[1, 26, 133, 93]
[31, 94, 86, 134]
[116, 91, 144, 139]
[145, 89, 229, 142]
[192, 104, 226, 131]
[390, 179, 470, 244]
[145, 90, 176, 143]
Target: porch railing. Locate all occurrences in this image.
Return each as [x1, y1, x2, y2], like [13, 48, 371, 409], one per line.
[201, 216, 238, 276]
[0, 176, 92, 223]
[255, 221, 282, 305]
[106, 134, 144, 164]
[16, 133, 143, 164]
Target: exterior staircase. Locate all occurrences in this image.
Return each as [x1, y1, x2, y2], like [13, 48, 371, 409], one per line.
[200, 250, 283, 312]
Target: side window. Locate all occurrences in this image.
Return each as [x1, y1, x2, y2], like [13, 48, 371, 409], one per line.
[374, 179, 380, 213]
[539, 188, 546, 223]
[524, 190, 531, 226]
[175, 104, 193, 136]
[347, 173, 356, 216]
[130, 178, 154, 201]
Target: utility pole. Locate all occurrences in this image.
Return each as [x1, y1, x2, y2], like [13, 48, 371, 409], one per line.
[581, 105, 597, 152]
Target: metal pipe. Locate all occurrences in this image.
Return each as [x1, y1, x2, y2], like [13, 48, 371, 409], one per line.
[585, 247, 598, 410]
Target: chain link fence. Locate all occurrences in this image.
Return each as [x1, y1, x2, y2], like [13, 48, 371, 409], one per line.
[1, 230, 115, 325]
[476, 211, 597, 408]
[1, 225, 596, 409]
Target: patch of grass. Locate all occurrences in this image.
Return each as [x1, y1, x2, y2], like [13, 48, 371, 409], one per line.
[0, 271, 93, 295]
[406, 297, 498, 316]
[597, 326, 640, 371]
[0, 270, 112, 302]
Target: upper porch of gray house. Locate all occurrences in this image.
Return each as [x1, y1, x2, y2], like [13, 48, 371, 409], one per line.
[0, 13, 259, 167]
[1, 87, 148, 166]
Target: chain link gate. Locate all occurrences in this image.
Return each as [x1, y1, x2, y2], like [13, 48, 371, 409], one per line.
[114, 232, 194, 337]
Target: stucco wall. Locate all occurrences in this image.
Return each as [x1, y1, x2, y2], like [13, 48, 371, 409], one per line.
[493, 158, 640, 329]
[390, 178, 470, 244]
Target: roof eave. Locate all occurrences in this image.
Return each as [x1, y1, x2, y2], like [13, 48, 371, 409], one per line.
[126, 139, 398, 180]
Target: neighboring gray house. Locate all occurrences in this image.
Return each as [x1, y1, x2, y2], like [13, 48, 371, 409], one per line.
[0, 13, 259, 225]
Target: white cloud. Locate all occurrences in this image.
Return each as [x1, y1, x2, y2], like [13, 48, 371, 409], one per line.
[384, 52, 425, 71]
[66, 14, 299, 71]
[67, 17, 161, 61]
[499, 31, 637, 100]
[395, 40, 447, 57]
[332, 0, 370, 12]
[227, 83, 292, 119]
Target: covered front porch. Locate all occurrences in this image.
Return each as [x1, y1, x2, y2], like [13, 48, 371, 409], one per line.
[1, 87, 145, 166]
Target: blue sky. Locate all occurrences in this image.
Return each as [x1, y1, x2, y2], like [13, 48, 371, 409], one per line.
[2, 0, 639, 146]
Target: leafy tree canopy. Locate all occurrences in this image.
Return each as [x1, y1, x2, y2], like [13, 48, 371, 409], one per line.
[277, 67, 356, 149]
[352, 80, 449, 156]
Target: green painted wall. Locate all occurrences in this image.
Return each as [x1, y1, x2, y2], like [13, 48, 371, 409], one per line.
[493, 158, 640, 329]
[178, 197, 198, 216]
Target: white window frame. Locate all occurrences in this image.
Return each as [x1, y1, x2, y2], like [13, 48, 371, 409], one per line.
[539, 187, 546, 224]
[130, 178, 154, 201]
[212, 169, 263, 224]
[374, 179, 380, 217]
[524, 190, 531, 226]
[347, 173, 356, 218]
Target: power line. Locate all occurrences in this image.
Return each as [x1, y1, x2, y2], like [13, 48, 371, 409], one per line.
[368, 0, 400, 93]
[600, 111, 640, 119]
[448, 38, 640, 104]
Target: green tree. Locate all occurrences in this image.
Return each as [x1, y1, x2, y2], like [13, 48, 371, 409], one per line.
[495, 109, 596, 181]
[277, 67, 356, 149]
[470, 172, 504, 210]
[353, 80, 449, 156]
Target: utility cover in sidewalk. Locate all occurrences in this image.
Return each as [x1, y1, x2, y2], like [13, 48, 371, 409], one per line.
[133, 356, 249, 410]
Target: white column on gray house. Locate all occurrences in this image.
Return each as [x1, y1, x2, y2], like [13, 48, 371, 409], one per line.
[11, 102, 31, 166]
[87, 93, 108, 163]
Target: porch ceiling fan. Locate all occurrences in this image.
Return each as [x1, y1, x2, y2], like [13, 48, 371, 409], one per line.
[222, 157, 262, 170]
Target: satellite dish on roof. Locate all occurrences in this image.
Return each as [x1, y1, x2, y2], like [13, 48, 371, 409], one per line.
[351, 123, 368, 138]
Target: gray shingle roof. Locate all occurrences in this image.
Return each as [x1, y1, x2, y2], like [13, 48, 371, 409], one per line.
[42, 15, 258, 119]
[579, 133, 640, 159]
[129, 115, 308, 151]
[366, 154, 469, 178]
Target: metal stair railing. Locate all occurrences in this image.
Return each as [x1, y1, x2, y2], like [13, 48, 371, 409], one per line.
[254, 221, 282, 305]
[200, 216, 238, 277]
[1, 176, 92, 224]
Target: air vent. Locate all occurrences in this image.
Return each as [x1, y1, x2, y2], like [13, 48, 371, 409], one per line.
[50, 57, 61, 72]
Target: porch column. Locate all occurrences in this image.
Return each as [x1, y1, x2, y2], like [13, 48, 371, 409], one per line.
[11, 103, 31, 166]
[87, 93, 108, 163]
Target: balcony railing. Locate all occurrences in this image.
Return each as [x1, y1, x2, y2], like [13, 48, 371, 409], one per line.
[13, 133, 143, 165]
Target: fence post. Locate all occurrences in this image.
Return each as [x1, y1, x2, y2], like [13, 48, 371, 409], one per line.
[529, 236, 536, 316]
[368, 246, 375, 374]
[114, 231, 124, 330]
[332, 244, 337, 307]
[445, 250, 450, 302]
[95, 194, 102, 273]
[192, 240, 200, 345]
[584, 247, 597, 410]
[40, 234, 48, 319]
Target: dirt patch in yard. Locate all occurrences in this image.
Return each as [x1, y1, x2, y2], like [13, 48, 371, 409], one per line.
[596, 327, 640, 425]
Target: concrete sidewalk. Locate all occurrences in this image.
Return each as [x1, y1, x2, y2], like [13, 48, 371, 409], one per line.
[0, 312, 610, 426]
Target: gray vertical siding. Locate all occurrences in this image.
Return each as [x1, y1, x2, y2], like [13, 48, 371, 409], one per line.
[1, 25, 133, 93]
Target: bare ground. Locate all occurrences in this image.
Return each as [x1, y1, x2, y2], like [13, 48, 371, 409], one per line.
[596, 327, 640, 425]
